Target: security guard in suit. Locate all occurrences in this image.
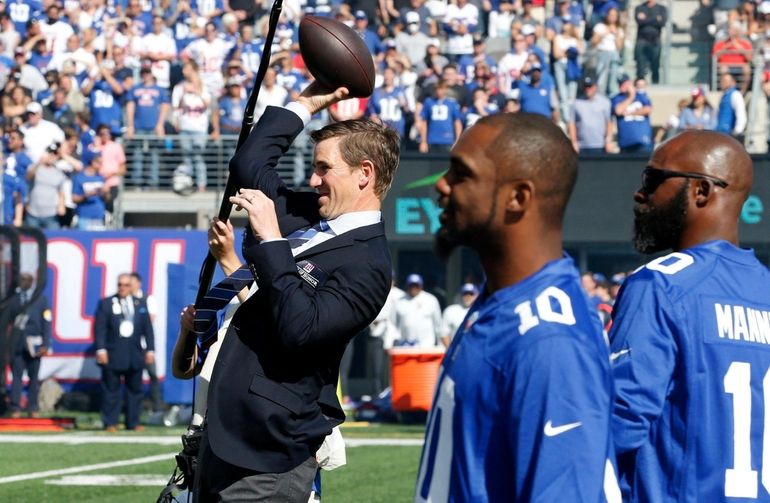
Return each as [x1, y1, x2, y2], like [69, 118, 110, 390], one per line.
[2, 273, 51, 418]
[94, 273, 155, 431]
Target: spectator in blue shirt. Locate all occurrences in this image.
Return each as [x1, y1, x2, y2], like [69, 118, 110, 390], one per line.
[4, 129, 32, 190]
[353, 10, 383, 61]
[368, 66, 410, 138]
[678, 86, 716, 131]
[2, 169, 25, 226]
[418, 79, 463, 153]
[518, 63, 558, 121]
[71, 152, 108, 230]
[217, 78, 247, 134]
[126, 67, 171, 189]
[611, 74, 653, 153]
[457, 36, 497, 83]
[5, 0, 42, 38]
[82, 61, 125, 138]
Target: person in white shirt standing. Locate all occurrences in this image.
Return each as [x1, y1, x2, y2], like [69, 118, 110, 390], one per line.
[443, 0, 478, 61]
[395, 274, 442, 347]
[172, 60, 217, 191]
[182, 21, 229, 98]
[39, 4, 74, 56]
[440, 283, 479, 347]
[139, 15, 177, 89]
[20, 102, 65, 163]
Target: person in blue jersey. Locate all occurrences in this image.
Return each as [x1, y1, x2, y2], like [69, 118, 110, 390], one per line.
[517, 63, 559, 122]
[71, 152, 108, 230]
[4, 129, 32, 186]
[416, 112, 619, 503]
[2, 167, 25, 226]
[418, 80, 463, 153]
[368, 67, 410, 138]
[126, 67, 170, 189]
[217, 78, 247, 134]
[5, 0, 42, 38]
[611, 75, 653, 153]
[609, 130, 770, 502]
[82, 62, 126, 138]
[457, 36, 497, 83]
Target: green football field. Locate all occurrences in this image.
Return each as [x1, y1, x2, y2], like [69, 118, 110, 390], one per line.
[0, 422, 424, 502]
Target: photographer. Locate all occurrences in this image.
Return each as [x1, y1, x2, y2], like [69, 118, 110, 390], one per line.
[24, 142, 66, 229]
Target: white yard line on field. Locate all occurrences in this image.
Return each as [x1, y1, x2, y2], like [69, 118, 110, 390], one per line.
[0, 453, 175, 485]
[0, 434, 423, 447]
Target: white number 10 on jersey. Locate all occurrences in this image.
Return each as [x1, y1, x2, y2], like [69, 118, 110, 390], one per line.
[724, 361, 770, 498]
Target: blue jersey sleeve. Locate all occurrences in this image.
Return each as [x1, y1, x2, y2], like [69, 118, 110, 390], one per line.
[451, 100, 463, 122]
[71, 174, 86, 197]
[420, 99, 431, 120]
[508, 332, 614, 501]
[609, 271, 678, 456]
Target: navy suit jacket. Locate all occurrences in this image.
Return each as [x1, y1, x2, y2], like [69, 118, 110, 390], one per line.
[2, 291, 52, 354]
[206, 106, 392, 473]
[94, 295, 154, 371]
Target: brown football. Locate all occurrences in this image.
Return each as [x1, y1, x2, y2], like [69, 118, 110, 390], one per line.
[299, 16, 376, 98]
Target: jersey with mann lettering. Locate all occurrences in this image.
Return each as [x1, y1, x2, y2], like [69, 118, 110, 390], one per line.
[609, 240, 770, 502]
[415, 257, 619, 503]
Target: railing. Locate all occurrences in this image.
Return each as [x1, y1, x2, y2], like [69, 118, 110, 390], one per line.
[122, 134, 312, 193]
[711, 51, 754, 92]
[745, 52, 767, 153]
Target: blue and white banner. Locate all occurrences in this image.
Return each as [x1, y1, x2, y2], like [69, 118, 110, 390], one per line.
[16, 229, 237, 399]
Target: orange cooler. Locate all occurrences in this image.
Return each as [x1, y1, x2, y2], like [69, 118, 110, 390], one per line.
[389, 347, 446, 412]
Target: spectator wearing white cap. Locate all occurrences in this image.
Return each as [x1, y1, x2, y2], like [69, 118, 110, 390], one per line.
[394, 274, 442, 348]
[440, 283, 479, 347]
[395, 11, 435, 66]
[20, 101, 65, 163]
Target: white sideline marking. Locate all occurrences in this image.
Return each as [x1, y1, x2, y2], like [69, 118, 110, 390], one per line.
[0, 434, 424, 447]
[0, 453, 175, 484]
[345, 438, 423, 447]
[46, 474, 170, 486]
[0, 434, 181, 445]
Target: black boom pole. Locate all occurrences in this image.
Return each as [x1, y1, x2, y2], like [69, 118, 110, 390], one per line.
[194, 0, 285, 306]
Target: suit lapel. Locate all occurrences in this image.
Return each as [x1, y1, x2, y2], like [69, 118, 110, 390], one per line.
[294, 222, 385, 260]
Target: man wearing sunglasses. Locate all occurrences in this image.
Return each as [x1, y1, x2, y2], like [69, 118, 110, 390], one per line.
[609, 130, 770, 501]
[94, 273, 155, 432]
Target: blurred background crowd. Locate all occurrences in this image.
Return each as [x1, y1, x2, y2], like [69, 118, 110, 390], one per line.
[1, 0, 769, 232]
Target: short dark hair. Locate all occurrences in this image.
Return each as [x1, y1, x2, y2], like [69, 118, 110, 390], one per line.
[310, 120, 400, 198]
[478, 113, 578, 226]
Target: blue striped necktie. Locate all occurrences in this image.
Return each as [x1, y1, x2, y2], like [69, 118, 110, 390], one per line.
[193, 220, 331, 353]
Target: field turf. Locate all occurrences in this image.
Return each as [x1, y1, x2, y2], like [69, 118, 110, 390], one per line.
[0, 422, 424, 502]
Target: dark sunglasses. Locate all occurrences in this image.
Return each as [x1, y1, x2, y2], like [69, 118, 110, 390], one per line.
[117, 282, 131, 287]
[641, 166, 729, 194]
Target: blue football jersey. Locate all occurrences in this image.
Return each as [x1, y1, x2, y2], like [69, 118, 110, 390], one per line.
[610, 240, 770, 502]
[368, 86, 408, 136]
[415, 257, 619, 503]
[420, 97, 462, 146]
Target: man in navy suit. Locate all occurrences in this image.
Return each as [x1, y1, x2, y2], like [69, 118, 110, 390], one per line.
[187, 83, 401, 501]
[94, 273, 155, 432]
[1, 273, 51, 418]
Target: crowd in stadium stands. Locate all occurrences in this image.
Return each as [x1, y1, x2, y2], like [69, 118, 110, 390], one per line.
[1, 0, 769, 231]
